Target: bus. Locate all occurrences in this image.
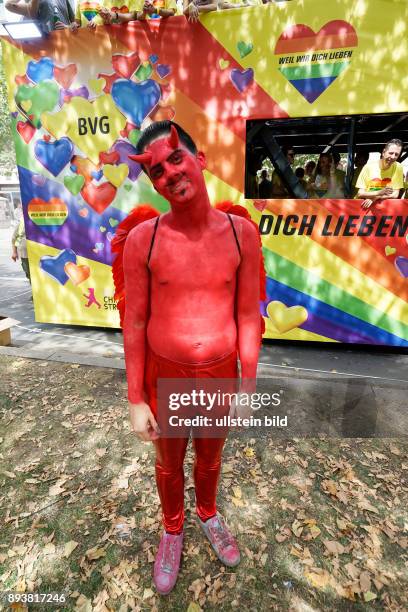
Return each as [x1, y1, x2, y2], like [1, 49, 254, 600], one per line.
[1, 0, 407, 346]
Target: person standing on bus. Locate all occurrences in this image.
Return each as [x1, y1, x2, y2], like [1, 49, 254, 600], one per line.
[100, 0, 176, 22]
[356, 139, 404, 209]
[5, 0, 76, 32]
[183, 0, 218, 22]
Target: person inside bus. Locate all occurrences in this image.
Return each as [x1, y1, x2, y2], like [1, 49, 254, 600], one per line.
[351, 150, 369, 197]
[308, 152, 345, 198]
[295, 166, 307, 191]
[258, 169, 273, 198]
[356, 138, 404, 209]
[73, 0, 140, 28]
[100, 0, 176, 23]
[183, 0, 218, 21]
[5, 0, 76, 32]
[270, 146, 295, 197]
[304, 160, 316, 184]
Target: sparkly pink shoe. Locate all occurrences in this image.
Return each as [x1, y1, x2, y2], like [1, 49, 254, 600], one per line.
[153, 531, 183, 595]
[199, 512, 240, 567]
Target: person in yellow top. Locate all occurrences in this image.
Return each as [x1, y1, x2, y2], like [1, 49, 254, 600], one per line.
[74, 0, 141, 28]
[99, 0, 176, 23]
[356, 139, 404, 209]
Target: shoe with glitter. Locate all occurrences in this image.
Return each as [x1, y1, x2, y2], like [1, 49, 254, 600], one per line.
[153, 531, 183, 595]
[199, 513, 240, 567]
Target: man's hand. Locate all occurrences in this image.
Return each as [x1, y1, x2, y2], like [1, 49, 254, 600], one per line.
[229, 393, 253, 428]
[54, 20, 68, 29]
[187, 2, 199, 21]
[361, 198, 374, 209]
[143, 1, 156, 15]
[11, 247, 18, 262]
[87, 18, 97, 29]
[70, 22, 79, 32]
[128, 401, 159, 441]
[99, 7, 113, 23]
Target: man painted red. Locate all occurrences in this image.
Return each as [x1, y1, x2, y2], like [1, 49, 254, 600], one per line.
[114, 120, 261, 594]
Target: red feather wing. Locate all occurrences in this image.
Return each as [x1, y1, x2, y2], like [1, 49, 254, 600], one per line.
[111, 204, 160, 327]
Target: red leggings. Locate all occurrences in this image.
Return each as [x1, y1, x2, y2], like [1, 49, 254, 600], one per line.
[145, 348, 238, 534]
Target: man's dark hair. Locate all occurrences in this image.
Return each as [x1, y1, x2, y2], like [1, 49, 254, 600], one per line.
[295, 166, 305, 178]
[383, 138, 403, 152]
[136, 121, 197, 169]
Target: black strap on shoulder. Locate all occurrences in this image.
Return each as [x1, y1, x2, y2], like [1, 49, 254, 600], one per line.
[147, 216, 160, 266]
[227, 213, 241, 257]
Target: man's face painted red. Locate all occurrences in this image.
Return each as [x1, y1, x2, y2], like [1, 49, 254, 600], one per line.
[144, 136, 207, 205]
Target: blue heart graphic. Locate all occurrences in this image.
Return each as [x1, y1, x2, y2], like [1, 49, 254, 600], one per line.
[111, 79, 161, 127]
[27, 57, 54, 84]
[40, 249, 77, 285]
[34, 137, 74, 176]
[149, 54, 159, 64]
[91, 169, 103, 181]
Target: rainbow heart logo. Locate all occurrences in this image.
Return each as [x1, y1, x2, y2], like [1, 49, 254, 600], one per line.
[28, 197, 68, 233]
[274, 20, 358, 103]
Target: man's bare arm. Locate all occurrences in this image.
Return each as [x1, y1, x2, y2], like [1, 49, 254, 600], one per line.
[5, 0, 38, 17]
[123, 225, 159, 440]
[236, 219, 261, 393]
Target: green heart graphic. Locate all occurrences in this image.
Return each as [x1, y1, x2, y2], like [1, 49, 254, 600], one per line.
[135, 62, 153, 81]
[237, 41, 253, 59]
[128, 129, 141, 147]
[64, 174, 85, 196]
[15, 80, 59, 128]
[109, 217, 119, 227]
[124, 184, 132, 192]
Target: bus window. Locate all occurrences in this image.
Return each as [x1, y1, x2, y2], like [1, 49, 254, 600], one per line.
[246, 113, 408, 200]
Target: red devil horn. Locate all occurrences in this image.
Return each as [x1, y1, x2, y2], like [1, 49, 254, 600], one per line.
[128, 151, 152, 165]
[167, 124, 179, 149]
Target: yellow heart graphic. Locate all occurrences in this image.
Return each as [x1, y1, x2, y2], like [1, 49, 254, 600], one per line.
[385, 245, 396, 256]
[103, 163, 129, 188]
[219, 59, 230, 70]
[42, 95, 126, 164]
[41, 105, 71, 140]
[89, 78, 105, 95]
[266, 300, 308, 334]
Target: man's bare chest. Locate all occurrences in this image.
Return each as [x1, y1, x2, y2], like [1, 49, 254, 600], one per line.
[149, 229, 240, 288]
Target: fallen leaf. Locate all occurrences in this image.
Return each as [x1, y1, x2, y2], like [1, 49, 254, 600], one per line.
[64, 540, 79, 558]
[86, 546, 106, 561]
[363, 591, 377, 602]
[323, 540, 345, 555]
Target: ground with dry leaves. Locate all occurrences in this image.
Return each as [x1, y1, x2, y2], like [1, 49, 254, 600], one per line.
[0, 355, 407, 611]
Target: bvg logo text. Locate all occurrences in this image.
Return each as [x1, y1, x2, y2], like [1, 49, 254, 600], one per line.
[77, 116, 110, 135]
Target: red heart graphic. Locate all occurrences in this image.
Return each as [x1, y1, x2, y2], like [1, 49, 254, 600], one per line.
[111, 5, 130, 12]
[15, 74, 30, 86]
[81, 182, 117, 214]
[112, 52, 140, 79]
[43, 135, 51, 142]
[97, 72, 120, 94]
[17, 121, 36, 144]
[54, 64, 78, 89]
[99, 151, 120, 165]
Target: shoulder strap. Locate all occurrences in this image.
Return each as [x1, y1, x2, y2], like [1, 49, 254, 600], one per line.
[147, 215, 160, 266]
[227, 213, 241, 257]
